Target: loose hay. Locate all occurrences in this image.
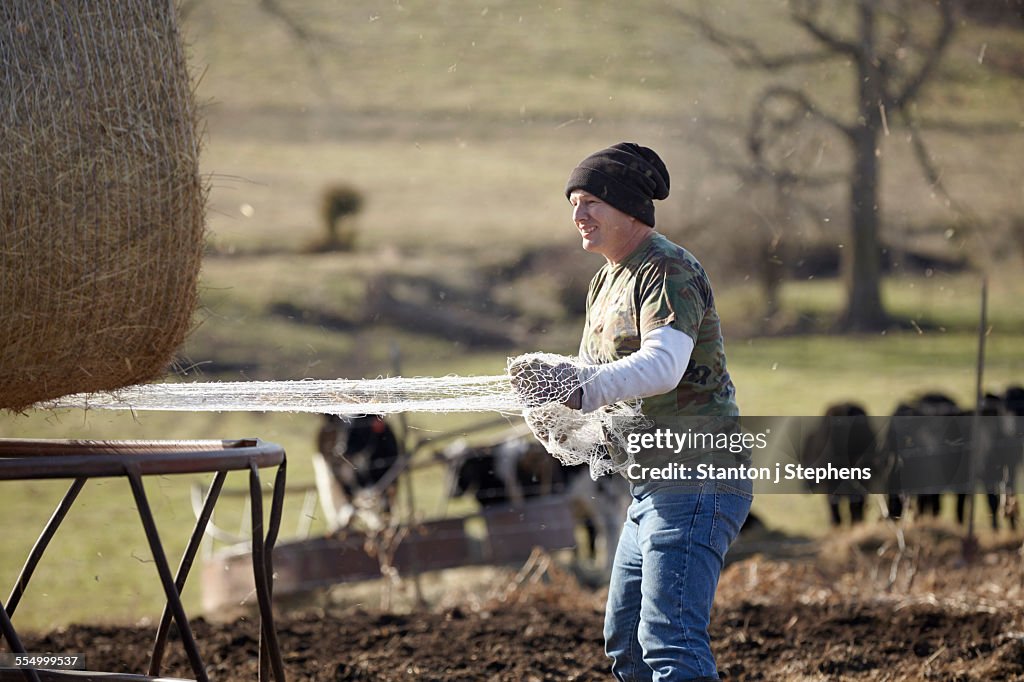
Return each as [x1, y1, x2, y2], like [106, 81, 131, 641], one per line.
[718, 520, 1024, 613]
[0, 2, 205, 411]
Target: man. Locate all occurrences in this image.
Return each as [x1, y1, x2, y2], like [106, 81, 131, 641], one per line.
[512, 142, 751, 681]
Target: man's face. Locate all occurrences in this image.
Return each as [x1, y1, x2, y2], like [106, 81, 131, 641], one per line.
[570, 190, 647, 263]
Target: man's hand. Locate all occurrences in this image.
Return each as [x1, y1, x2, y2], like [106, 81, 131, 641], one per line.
[509, 357, 583, 409]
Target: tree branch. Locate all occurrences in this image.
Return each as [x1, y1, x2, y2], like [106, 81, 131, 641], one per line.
[899, 108, 1000, 268]
[258, 0, 321, 44]
[744, 86, 852, 190]
[899, 109, 969, 217]
[888, 0, 956, 109]
[177, 0, 341, 101]
[789, 0, 860, 58]
[256, 0, 340, 101]
[672, 5, 840, 70]
[753, 85, 853, 139]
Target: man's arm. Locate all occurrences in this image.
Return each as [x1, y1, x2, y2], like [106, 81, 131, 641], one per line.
[578, 325, 693, 413]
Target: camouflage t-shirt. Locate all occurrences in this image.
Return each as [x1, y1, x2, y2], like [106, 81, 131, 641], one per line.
[579, 231, 738, 418]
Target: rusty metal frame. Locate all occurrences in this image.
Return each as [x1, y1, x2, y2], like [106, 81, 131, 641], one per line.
[0, 439, 287, 682]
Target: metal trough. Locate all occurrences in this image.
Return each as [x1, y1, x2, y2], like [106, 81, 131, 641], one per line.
[201, 495, 579, 611]
[480, 495, 578, 564]
[202, 516, 472, 610]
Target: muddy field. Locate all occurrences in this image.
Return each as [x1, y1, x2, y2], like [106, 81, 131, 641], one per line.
[22, 524, 1024, 681]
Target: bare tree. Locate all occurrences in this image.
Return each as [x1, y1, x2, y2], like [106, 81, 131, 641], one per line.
[678, 0, 957, 331]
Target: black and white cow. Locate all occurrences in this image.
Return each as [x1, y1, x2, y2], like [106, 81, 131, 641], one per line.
[445, 432, 630, 575]
[312, 413, 402, 532]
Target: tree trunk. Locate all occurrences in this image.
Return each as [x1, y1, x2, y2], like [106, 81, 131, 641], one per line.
[839, 3, 889, 332]
[840, 126, 888, 331]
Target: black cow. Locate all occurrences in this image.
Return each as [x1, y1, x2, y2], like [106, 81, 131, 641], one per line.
[312, 414, 402, 532]
[800, 402, 880, 526]
[1001, 385, 1024, 529]
[896, 393, 964, 519]
[883, 391, 1021, 530]
[962, 388, 1021, 530]
[879, 401, 919, 520]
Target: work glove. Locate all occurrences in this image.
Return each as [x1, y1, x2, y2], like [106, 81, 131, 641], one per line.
[509, 357, 583, 409]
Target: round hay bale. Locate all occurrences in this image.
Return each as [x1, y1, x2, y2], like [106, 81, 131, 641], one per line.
[0, 3, 206, 411]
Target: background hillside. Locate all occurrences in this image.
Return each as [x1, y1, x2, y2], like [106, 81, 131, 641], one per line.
[174, 0, 1024, 404]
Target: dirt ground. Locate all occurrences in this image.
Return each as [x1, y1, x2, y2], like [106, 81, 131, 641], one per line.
[21, 523, 1024, 681]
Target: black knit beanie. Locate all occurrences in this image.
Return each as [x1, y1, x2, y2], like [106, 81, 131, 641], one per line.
[564, 142, 670, 227]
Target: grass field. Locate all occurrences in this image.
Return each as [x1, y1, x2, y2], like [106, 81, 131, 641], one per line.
[3, 0, 1024, 632]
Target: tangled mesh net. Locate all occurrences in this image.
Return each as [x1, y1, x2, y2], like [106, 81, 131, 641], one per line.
[47, 353, 642, 479]
[507, 353, 643, 479]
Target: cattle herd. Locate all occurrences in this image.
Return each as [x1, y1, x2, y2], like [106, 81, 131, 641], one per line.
[801, 385, 1024, 531]
[308, 384, 1023, 581]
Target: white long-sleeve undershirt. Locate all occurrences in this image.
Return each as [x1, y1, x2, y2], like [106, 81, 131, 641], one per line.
[577, 325, 694, 413]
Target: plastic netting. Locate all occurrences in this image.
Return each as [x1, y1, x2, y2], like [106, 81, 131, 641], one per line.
[47, 353, 643, 479]
[508, 353, 643, 478]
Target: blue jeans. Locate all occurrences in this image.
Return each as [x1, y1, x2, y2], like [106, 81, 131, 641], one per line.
[604, 480, 753, 681]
